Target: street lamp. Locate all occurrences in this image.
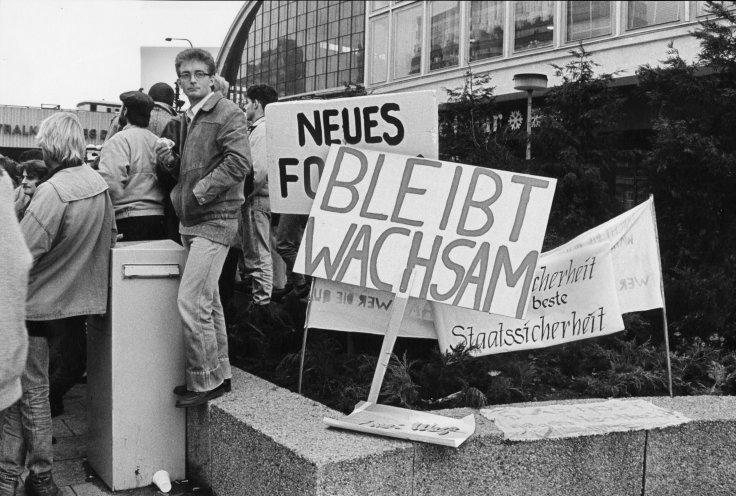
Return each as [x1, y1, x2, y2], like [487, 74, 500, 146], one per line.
[165, 38, 194, 112]
[165, 37, 193, 47]
[513, 73, 548, 160]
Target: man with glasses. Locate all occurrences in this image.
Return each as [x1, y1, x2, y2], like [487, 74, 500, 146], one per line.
[155, 48, 251, 408]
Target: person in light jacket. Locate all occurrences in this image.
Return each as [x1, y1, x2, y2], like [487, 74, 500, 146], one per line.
[98, 90, 165, 241]
[0, 112, 115, 496]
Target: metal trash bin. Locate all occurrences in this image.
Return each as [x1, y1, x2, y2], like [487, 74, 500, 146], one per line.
[87, 240, 186, 491]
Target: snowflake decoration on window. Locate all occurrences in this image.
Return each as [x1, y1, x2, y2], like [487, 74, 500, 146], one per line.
[530, 111, 542, 128]
[508, 110, 523, 130]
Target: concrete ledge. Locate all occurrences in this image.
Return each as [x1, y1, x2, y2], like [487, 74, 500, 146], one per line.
[187, 368, 736, 496]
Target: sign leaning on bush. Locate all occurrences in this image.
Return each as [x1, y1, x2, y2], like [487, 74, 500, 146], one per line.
[266, 90, 438, 215]
[294, 145, 557, 319]
[433, 242, 625, 355]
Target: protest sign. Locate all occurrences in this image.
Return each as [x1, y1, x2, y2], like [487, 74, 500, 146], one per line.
[295, 145, 556, 319]
[266, 90, 438, 214]
[482, 399, 690, 441]
[324, 401, 475, 447]
[546, 197, 662, 313]
[433, 242, 624, 356]
[307, 280, 436, 339]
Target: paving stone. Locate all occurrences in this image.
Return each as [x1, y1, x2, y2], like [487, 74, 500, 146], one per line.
[53, 418, 75, 438]
[53, 434, 87, 462]
[54, 458, 88, 487]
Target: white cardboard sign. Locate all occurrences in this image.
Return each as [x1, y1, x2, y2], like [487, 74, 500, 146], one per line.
[433, 242, 625, 355]
[266, 90, 438, 214]
[295, 145, 556, 319]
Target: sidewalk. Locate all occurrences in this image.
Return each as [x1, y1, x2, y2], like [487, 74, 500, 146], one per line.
[46, 383, 210, 496]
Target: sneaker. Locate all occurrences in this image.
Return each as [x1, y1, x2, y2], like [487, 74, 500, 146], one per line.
[0, 472, 18, 496]
[25, 471, 59, 496]
[173, 378, 231, 396]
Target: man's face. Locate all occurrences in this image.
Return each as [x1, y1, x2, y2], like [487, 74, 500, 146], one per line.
[244, 97, 257, 122]
[21, 171, 39, 196]
[178, 60, 213, 103]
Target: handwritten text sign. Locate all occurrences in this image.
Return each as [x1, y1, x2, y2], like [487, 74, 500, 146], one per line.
[308, 280, 436, 339]
[266, 90, 438, 214]
[295, 145, 556, 318]
[546, 197, 662, 313]
[324, 401, 475, 448]
[433, 243, 624, 355]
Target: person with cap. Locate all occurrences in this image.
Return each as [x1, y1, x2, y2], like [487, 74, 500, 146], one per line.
[147, 82, 178, 137]
[98, 90, 166, 241]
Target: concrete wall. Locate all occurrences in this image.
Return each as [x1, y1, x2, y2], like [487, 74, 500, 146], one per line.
[188, 368, 736, 496]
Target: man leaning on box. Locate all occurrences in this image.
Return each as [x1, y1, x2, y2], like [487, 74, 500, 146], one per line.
[155, 48, 251, 408]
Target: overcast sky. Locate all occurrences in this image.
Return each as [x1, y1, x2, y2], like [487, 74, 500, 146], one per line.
[0, 0, 244, 109]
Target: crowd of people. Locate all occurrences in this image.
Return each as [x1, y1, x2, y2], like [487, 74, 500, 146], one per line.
[0, 48, 308, 496]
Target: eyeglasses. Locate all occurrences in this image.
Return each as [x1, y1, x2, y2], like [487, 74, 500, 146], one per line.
[178, 71, 211, 82]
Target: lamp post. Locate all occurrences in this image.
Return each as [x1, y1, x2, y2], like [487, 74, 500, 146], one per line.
[165, 37, 193, 48]
[513, 73, 548, 160]
[165, 38, 194, 112]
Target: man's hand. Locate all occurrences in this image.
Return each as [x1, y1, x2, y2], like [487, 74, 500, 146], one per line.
[155, 138, 175, 166]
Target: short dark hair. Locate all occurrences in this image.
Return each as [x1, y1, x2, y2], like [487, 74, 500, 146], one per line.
[19, 160, 49, 181]
[174, 48, 216, 76]
[0, 155, 20, 183]
[124, 104, 151, 128]
[246, 85, 278, 109]
[19, 149, 44, 162]
[148, 82, 175, 106]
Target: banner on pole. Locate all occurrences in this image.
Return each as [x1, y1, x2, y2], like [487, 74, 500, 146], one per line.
[266, 90, 438, 215]
[295, 145, 556, 319]
[325, 401, 475, 447]
[307, 280, 436, 339]
[433, 242, 624, 356]
[546, 197, 663, 313]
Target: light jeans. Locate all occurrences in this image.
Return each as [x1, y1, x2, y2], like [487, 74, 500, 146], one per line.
[275, 214, 307, 288]
[179, 235, 232, 392]
[241, 195, 272, 304]
[0, 334, 53, 478]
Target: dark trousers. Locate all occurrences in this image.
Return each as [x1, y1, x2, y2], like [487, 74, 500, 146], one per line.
[116, 215, 166, 242]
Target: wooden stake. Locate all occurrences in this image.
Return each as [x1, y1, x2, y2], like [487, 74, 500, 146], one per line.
[298, 286, 315, 395]
[367, 273, 416, 404]
[650, 195, 674, 397]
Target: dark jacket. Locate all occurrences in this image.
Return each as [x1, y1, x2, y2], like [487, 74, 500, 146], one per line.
[162, 92, 251, 226]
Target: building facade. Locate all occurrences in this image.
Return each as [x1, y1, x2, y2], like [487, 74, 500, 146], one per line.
[217, 1, 715, 208]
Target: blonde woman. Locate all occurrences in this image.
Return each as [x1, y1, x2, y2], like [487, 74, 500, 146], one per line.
[0, 112, 115, 496]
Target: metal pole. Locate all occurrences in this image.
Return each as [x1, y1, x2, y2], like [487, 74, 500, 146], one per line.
[525, 90, 533, 160]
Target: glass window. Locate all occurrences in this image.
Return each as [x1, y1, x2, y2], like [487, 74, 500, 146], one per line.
[429, 1, 460, 71]
[393, 4, 423, 78]
[236, 0, 365, 98]
[627, 1, 679, 30]
[371, 1, 390, 12]
[567, 1, 612, 41]
[469, 1, 504, 62]
[370, 15, 389, 83]
[514, 1, 554, 52]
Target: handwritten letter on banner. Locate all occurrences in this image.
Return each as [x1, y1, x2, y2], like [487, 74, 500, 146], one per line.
[295, 145, 556, 319]
[266, 90, 438, 215]
[547, 196, 663, 313]
[433, 242, 625, 356]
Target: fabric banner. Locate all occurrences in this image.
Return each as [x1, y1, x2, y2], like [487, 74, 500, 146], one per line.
[266, 90, 438, 215]
[433, 242, 624, 356]
[324, 401, 475, 447]
[296, 145, 556, 318]
[482, 399, 690, 441]
[546, 197, 663, 313]
[307, 279, 436, 339]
